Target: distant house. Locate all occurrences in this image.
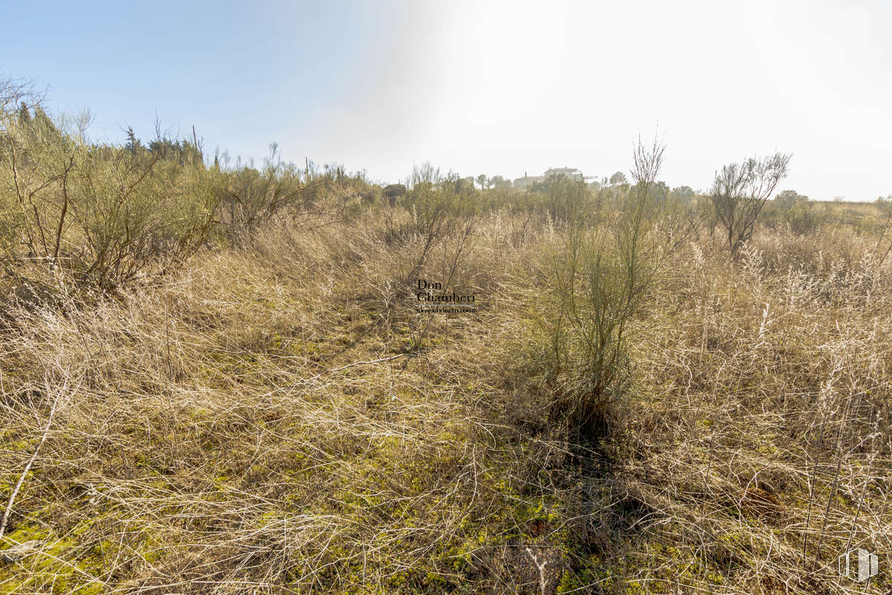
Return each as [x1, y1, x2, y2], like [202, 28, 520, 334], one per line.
[544, 167, 584, 181]
[514, 167, 585, 188]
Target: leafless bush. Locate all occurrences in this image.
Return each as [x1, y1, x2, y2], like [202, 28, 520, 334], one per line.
[219, 144, 308, 237]
[0, 102, 222, 288]
[710, 152, 791, 253]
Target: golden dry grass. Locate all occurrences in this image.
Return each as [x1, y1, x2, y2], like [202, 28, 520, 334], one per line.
[1, 204, 890, 594]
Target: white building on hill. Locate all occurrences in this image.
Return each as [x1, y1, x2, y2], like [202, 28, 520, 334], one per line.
[544, 167, 584, 181]
[514, 167, 584, 188]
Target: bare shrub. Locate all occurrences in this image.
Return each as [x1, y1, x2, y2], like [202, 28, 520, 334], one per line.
[0, 100, 221, 288]
[219, 143, 307, 237]
[529, 173, 595, 224]
[401, 164, 477, 283]
[710, 152, 791, 253]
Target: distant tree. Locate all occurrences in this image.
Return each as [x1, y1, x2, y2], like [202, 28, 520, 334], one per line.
[775, 189, 807, 207]
[148, 136, 201, 165]
[630, 180, 669, 206]
[17, 101, 30, 124]
[476, 174, 487, 190]
[148, 137, 178, 156]
[710, 152, 791, 253]
[609, 171, 627, 186]
[31, 106, 58, 134]
[443, 174, 477, 195]
[649, 180, 670, 202]
[383, 183, 407, 205]
[671, 185, 695, 203]
[125, 126, 141, 155]
[530, 174, 590, 222]
[488, 175, 511, 189]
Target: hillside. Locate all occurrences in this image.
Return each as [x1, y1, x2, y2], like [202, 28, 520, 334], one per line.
[1, 195, 891, 593]
[0, 102, 891, 593]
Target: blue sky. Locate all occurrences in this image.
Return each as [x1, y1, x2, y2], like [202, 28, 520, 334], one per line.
[1, 0, 384, 164]
[2, 0, 891, 200]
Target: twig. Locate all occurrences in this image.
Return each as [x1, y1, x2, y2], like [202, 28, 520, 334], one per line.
[0, 383, 63, 541]
[525, 547, 549, 595]
[812, 393, 852, 569]
[296, 354, 408, 385]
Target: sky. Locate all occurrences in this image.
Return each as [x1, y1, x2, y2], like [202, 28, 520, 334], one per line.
[1, 0, 890, 200]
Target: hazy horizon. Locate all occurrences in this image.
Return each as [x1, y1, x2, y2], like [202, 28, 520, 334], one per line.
[2, 0, 890, 200]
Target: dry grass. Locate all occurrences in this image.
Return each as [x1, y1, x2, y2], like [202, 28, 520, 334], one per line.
[1, 202, 890, 594]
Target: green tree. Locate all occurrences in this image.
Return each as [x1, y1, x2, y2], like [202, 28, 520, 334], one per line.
[488, 175, 511, 189]
[125, 126, 141, 155]
[17, 102, 30, 124]
[671, 185, 695, 203]
[609, 171, 627, 186]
